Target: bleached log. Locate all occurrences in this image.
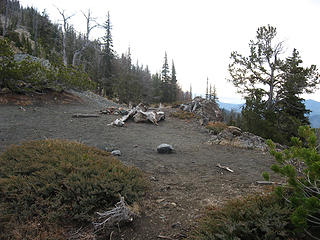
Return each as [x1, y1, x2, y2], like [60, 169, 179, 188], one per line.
[216, 163, 234, 173]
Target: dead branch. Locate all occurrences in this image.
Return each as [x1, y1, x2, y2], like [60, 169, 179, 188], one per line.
[216, 163, 234, 173]
[157, 235, 174, 240]
[93, 196, 135, 231]
[72, 114, 100, 118]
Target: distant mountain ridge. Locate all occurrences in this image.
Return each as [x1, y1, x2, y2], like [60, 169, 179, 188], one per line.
[217, 99, 320, 128]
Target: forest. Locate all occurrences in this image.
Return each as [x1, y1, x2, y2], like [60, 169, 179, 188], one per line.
[0, 0, 191, 104]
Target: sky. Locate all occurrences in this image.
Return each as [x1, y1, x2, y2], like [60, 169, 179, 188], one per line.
[19, 0, 320, 103]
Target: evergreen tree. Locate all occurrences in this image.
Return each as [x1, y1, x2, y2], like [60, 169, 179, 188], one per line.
[161, 52, 171, 102]
[229, 25, 319, 144]
[101, 11, 114, 96]
[170, 60, 177, 102]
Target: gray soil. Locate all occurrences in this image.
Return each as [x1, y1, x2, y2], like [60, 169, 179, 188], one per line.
[0, 91, 278, 240]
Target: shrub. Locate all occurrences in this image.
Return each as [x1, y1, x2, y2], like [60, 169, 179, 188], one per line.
[0, 139, 147, 228]
[266, 126, 320, 237]
[0, 38, 96, 94]
[188, 194, 300, 240]
[170, 110, 196, 119]
[206, 121, 228, 135]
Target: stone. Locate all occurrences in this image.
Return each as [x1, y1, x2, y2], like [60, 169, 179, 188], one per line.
[157, 144, 174, 154]
[111, 150, 121, 156]
[227, 126, 242, 136]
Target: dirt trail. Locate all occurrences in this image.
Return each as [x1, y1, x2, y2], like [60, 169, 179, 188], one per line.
[0, 93, 277, 239]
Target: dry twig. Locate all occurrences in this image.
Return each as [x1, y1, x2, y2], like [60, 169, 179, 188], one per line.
[93, 196, 135, 232]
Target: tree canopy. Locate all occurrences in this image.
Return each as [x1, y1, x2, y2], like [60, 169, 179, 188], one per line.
[229, 25, 319, 144]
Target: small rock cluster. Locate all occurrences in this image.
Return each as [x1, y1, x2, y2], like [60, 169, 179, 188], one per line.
[180, 97, 223, 124]
[14, 53, 51, 68]
[208, 126, 269, 151]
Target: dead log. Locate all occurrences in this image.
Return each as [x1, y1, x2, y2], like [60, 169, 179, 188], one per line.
[72, 114, 100, 118]
[216, 163, 234, 173]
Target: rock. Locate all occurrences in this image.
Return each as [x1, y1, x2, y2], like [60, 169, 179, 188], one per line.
[111, 150, 121, 156]
[208, 128, 269, 151]
[157, 144, 174, 154]
[227, 126, 242, 136]
[0, 87, 10, 93]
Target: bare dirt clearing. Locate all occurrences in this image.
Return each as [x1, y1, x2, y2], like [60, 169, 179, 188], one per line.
[0, 92, 278, 239]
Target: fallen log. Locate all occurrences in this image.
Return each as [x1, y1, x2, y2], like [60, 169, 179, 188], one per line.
[109, 103, 165, 126]
[72, 114, 100, 118]
[216, 163, 234, 173]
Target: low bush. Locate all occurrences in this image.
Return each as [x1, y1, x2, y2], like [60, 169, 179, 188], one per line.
[0, 38, 96, 94]
[188, 193, 301, 240]
[266, 126, 320, 238]
[170, 110, 196, 119]
[206, 121, 228, 135]
[0, 139, 147, 238]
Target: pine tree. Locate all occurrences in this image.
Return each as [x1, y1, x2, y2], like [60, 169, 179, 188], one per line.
[101, 11, 114, 96]
[161, 52, 171, 102]
[229, 25, 319, 144]
[171, 60, 177, 102]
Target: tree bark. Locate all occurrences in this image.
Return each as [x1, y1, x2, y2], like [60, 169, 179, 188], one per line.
[3, 0, 9, 37]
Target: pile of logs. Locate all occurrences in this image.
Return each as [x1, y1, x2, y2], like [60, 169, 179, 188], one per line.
[179, 97, 223, 125]
[107, 103, 165, 127]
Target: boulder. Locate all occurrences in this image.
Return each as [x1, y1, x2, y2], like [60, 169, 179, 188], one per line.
[111, 150, 121, 156]
[157, 144, 174, 154]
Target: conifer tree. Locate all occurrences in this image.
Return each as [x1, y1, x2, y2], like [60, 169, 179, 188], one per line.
[161, 52, 171, 102]
[101, 11, 114, 96]
[229, 25, 319, 144]
[171, 60, 177, 102]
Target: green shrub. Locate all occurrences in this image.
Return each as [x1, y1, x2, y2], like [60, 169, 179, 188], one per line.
[206, 121, 228, 135]
[188, 194, 299, 240]
[266, 126, 320, 236]
[0, 139, 147, 227]
[0, 38, 96, 94]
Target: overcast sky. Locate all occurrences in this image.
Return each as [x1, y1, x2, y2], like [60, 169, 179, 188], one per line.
[19, 0, 320, 103]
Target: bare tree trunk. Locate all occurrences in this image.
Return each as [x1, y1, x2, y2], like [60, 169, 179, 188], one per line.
[33, 13, 38, 56]
[72, 9, 97, 67]
[3, 0, 9, 37]
[56, 8, 74, 66]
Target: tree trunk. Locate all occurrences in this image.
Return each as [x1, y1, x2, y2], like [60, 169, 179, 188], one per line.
[3, 0, 9, 37]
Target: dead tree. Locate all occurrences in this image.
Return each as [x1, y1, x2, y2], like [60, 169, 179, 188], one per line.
[72, 9, 98, 67]
[2, 0, 9, 37]
[56, 8, 75, 66]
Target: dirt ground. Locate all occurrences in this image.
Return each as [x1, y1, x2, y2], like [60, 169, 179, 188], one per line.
[0, 91, 278, 240]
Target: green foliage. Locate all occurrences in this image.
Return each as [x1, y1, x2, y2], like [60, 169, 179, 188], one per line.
[268, 126, 320, 235]
[229, 25, 319, 145]
[188, 194, 299, 240]
[206, 121, 228, 135]
[0, 139, 147, 228]
[0, 38, 95, 93]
